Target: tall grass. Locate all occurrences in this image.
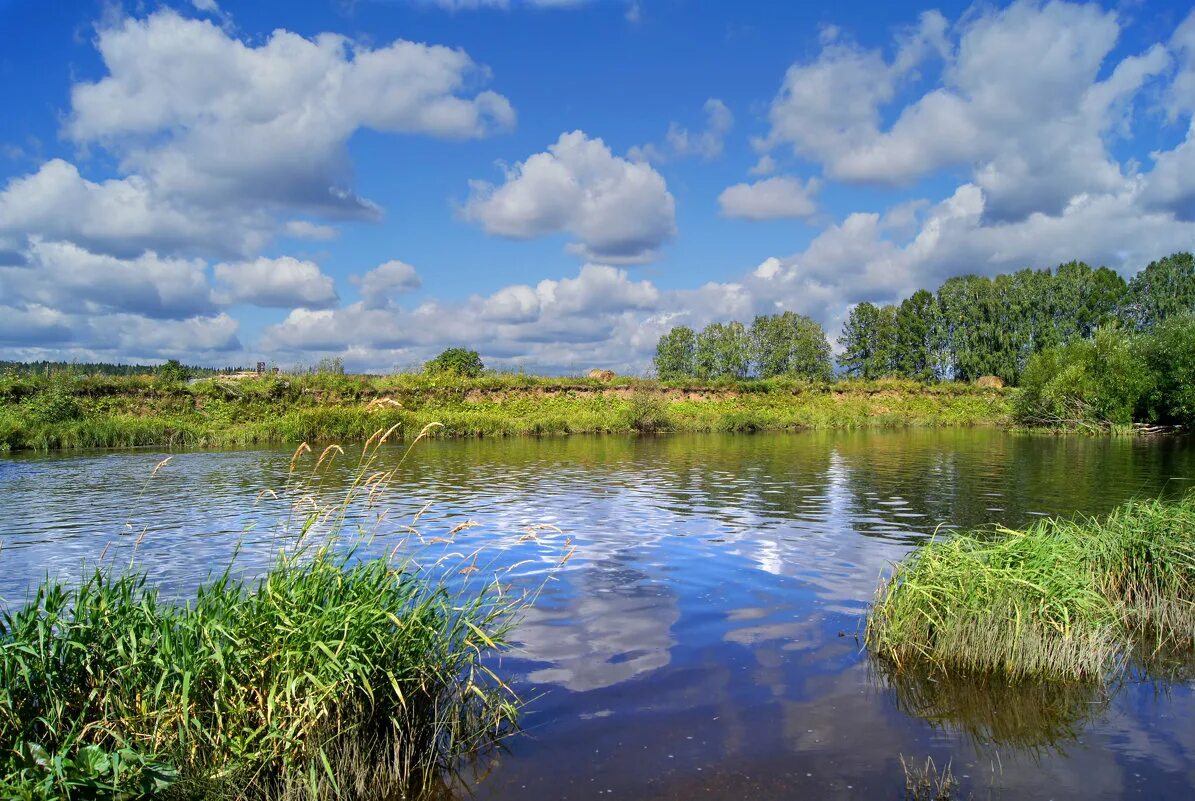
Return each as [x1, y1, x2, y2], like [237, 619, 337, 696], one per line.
[866, 493, 1195, 682]
[0, 374, 1011, 452]
[0, 425, 542, 800]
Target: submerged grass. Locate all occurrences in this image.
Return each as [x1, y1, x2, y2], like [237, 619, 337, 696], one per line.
[0, 425, 540, 800]
[866, 493, 1195, 682]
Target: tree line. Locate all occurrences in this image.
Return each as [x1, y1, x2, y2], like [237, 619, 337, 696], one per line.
[654, 253, 1195, 385]
[654, 311, 833, 381]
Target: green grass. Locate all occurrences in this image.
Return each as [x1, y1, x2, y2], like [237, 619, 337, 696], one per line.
[866, 493, 1195, 682]
[0, 428, 533, 800]
[0, 372, 1011, 452]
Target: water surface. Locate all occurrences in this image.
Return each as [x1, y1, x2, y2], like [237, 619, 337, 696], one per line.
[2, 430, 1194, 799]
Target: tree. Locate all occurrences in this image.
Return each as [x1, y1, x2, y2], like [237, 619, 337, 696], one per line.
[838, 303, 898, 379]
[1123, 252, 1195, 330]
[893, 290, 941, 380]
[750, 312, 833, 380]
[1051, 261, 1127, 342]
[157, 359, 190, 383]
[654, 326, 696, 380]
[425, 348, 484, 377]
[787, 314, 834, 381]
[694, 321, 751, 380]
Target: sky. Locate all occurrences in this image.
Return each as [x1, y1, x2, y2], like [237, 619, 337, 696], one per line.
[1, 0, 1194, 373]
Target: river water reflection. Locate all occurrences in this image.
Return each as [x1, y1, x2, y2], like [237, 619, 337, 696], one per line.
[2, 430, 1194, 799]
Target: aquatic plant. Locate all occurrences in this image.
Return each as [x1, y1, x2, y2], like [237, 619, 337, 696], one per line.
[0, 427, 536, 799]
[900, 756, 966, 801]
[866, 493, 1195, 682]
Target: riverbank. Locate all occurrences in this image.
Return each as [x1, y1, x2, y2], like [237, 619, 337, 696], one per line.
[0, 373, 1010, 452]
[0, 548, 521, 800]
[0, 426, 526, 800]
[866, 492, 1195, 682]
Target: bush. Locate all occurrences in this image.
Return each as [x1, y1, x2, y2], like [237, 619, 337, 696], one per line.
[22, 381, 81, 425]
[1137, 314, 1195, 426]
[624, 388, 671, 432]
[1014, 327, 1154, 428]
[156, 359, 190, 384]
[424, 348, 484, 378]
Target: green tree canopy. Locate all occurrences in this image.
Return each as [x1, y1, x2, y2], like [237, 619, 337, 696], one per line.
[893, 289, 941, 381]
[424, 348, 485, 378]
[694, 321, 751, 380]
[653, 326, 696, 380]
[837, 303, 898, 379]
[1123, 252, 1195, 330]
[157, 359, 190, 383]
[750, 312, 832, 380]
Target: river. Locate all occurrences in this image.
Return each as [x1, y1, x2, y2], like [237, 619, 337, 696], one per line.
[2, 429, 1193, 799]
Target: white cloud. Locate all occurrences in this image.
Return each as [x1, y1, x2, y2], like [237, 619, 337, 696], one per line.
[84, 313, 241, 356]
[68, 10, 514, 221]
[630, 98, 734, 162]
[213, 256, 338, 309]
[759, 2, 1172, 222]
[284, 220, 338, 241]
[0, 240, 215, 320]
[718, 176, 820, 220]
[0, 160, 267, 259]
[352, 260, 423, 308]
[464, 131, 676, 262]
[0, 305, 74, 346]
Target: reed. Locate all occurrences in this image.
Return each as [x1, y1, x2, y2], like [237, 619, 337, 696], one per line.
[866, 493, 1195, 682]
[0, 425, 537, 800]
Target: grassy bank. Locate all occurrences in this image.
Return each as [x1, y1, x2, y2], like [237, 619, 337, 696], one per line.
[1, 548, 520, 800]
[866, 493, 1195, 682]
[0, 372, 1010, 452]
[0, 427, 532, 800]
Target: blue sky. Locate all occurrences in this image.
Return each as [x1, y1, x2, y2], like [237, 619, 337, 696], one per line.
[1, 0, 1194, 372]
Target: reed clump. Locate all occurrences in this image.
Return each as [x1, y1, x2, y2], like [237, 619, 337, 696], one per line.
[0, 426, 531, 800]
[867, 493, 1195, 682]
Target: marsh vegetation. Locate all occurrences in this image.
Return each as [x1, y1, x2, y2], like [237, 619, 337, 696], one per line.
[0, 429, 537, 799]
[867, 493, 1195, 682]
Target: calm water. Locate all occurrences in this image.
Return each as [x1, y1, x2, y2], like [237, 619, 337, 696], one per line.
[2, 429, 1195, 799]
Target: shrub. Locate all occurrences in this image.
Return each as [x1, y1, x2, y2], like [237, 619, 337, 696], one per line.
[1013, 327, 1154, 428]
[1137, 314, 1195, 426]
[624, 388, 671, 432]
[156, 359, 190, 384]
[424, 348, 484, 378]
[22, 381, 81, 425]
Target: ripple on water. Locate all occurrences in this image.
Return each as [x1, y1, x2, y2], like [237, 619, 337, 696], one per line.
[2, 430, 1195, 800]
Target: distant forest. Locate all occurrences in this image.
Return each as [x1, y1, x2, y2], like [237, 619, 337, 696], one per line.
[0, 360, 230, 378]
[655, 252, 1195, 386]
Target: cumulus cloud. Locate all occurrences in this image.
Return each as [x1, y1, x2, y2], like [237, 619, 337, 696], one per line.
[0, 306, 74, 346]
[463, 131, 676, 263]
[213, 257, 338, 309]
[0, 8, 521, 364]
[352, 260, 423, 309]
[83, 313, 242, 356]
[0, 160, 267, 259]
[0, 240, 215, 320]
[630, 98, 734, 162]
[718, 176, 820, 220]
[262, 264, 667, 372]
[68, 10, 514, 221]
[759, 2, 1172, 221]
